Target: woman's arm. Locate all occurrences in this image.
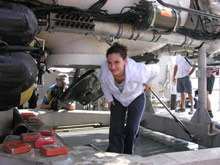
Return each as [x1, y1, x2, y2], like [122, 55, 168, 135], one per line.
[99, 64, 114, 103]
[143, 64, 160, 84]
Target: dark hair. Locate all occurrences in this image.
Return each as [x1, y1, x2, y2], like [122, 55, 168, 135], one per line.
[106, 42, 127, 59]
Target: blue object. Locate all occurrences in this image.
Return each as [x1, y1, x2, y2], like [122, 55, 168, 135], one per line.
[186, 97, 198, 109]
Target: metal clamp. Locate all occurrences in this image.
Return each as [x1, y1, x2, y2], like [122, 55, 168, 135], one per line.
[173, 10, 180, 32]
[150, 31, 161, 42]
[114, 23, 123, 39]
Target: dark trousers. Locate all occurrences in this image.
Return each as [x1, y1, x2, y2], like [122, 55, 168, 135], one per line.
[106, 93, 146, 154]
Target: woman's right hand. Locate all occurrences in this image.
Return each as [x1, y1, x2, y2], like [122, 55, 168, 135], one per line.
[108, 101, 115, 110]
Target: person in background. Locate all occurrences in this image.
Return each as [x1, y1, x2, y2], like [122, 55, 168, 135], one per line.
[39, 73, 75, 110]
[99, 43, 159, 154]
[172, 56, 196, 114]
[206, 67, 218, 118]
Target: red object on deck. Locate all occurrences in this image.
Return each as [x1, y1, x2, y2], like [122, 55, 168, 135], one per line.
[35, 136, 56, 149]
[3, 140, 31, 154]
[27, 116, 42, 123]
[38, 127, 54, 136]
[21, 112, 36, 119]
[40, 143, 68, 157]
[21, 132, 41, 143]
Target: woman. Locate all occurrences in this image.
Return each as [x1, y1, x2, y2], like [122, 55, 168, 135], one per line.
[99, 43, 159, 154]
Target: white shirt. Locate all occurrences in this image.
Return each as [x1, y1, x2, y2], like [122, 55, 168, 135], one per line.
[176, 56, 194, 78]
[99, 58, 160, 107]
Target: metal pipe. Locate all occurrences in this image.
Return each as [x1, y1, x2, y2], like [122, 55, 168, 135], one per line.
[198, 46, 207, 114]
[55, 123, 101, 131]
[13, 108, 28, 135]
[94, 21, 203, 47]
[191, 46, 212, 125]
[7, 46, 39, 52]
[157, 0, 220, 20]
[94, 21, 155, 42]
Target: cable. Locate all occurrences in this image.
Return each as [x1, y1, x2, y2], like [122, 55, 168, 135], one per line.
[177, 26, 220, 40]
[4, 0, 220, 40]
[88, 0, 107, 11]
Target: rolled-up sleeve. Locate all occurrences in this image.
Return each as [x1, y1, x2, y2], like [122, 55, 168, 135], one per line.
[143, 64, 160, 84]
[99, 65, 114, 103]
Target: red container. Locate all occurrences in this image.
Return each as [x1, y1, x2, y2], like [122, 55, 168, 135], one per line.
[3, 140, 31, 154]
[35, 136, 56, 149]
[21, 112, 36, 119]
[38, 127, 54, 136]
[21, 132, 41, 143]
[27, 116, 42, 123]
[40, 143, 68, 157]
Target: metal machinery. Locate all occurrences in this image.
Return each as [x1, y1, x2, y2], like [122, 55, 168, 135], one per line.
[1, 0, 220, 148]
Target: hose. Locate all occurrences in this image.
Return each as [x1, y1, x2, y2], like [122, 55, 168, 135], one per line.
[13, 108, 28, 135]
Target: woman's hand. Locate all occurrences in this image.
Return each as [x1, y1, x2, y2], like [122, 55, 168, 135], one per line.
[108, 101, 115, 110]
[143, 83, 151, 91]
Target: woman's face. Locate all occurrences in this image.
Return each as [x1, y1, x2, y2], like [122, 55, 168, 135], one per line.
[107, 53, 127, 77]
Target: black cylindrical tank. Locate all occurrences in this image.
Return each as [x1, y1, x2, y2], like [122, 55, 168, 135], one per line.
[0, 52, 37, 110]
[134, 1, 180, 32]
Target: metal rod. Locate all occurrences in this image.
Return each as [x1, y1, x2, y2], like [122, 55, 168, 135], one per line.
[191, 46, 212, 125]
[94, 21, 203, 47]
[7, 46, 39, 52]
[85, 144, 103, 152]
[198, 46, 207, 114]
[150, 89, 195, 139]
[54, 123, 101, 131]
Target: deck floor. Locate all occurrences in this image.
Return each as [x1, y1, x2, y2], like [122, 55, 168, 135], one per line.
[56, 125, 206, 157]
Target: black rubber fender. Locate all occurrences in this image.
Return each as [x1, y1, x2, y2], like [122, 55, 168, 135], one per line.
[0, 52, 37, 110]
[0, 2, 38, 45]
